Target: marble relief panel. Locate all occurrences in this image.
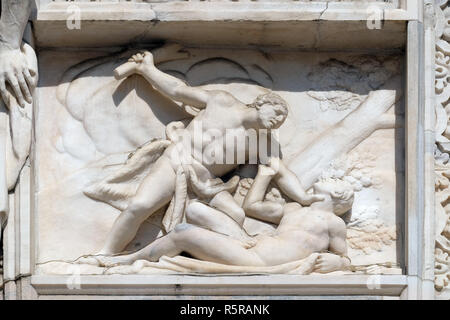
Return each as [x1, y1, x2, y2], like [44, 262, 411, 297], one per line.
[34, 46, 404, 276]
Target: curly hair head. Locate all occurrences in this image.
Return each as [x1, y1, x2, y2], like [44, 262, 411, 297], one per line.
[248, 92, 289, 129]
[315, 177, 354, 216]
[250, 92, 288, 113]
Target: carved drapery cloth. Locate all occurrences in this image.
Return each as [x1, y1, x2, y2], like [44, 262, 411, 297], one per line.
[83, 121, 239, 233]
[435, 0, 450, 293]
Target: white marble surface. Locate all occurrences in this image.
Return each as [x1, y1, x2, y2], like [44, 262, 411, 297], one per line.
[0, 0, 443, 300]
[32, 47, 404, 276]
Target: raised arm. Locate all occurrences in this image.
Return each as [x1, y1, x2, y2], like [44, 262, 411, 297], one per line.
[242, 165, 284, 224]
[115, 51, 210, 109]
[270, 158, 324, 206]
[0, 0, 34, 108]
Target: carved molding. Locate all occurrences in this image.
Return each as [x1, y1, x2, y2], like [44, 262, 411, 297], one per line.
[51, 0, 395, 2]
[435, 0, 450, 293]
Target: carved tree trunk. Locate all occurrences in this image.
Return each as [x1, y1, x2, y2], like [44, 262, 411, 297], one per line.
[288, 77, 403, 189]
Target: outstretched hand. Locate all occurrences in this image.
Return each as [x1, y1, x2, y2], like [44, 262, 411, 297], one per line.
[115, 43, 191, 81]
[0, 45, 35, 108]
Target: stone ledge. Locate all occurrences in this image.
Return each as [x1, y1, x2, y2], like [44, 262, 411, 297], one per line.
[37, 2, 414, 22]
[33, 20, 407, 49]
[33, 2, 411, 49]
[31, 274, 407, 296]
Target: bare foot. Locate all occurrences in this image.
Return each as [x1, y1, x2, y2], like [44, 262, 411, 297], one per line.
[75, 255, 101, 266]
[74, 254, 137, 267]
[96, 254, 137, 267]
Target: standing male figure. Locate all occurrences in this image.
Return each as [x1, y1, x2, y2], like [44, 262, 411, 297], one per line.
[95, 51, 323, 256]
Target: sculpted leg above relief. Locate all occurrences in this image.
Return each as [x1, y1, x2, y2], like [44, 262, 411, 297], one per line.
[0, 0, 36, 243]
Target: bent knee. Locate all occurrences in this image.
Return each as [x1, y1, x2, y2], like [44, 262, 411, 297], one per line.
[185, 200, 207, 220]
[173, 223, 193, 233]
[127, 200, 148, 213]
[126, 199, 156, 221]
[186, 199, 203, 210]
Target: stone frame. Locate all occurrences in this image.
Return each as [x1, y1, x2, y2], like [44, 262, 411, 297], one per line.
[1, 0, 437, 300]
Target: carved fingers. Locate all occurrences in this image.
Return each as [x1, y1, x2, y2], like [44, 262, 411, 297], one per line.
[0, 79, 9, 108]
[313, 253, 342, 273]
[0, 46, 34, 108]
[23, 68, 35, 93]
[187, 166, 239, 200]
[187, 166, 211, 199]
[128, 53, 144, 63]
[240, 238, 258, 249]
[128, 51, 154, 66]
[15, 71, 32, 105]
[0, 70, 32, 108]
[117, 44, 189, 80]
[115, 51, 155, 80]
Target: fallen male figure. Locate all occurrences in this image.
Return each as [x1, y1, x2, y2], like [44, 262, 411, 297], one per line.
[86, 161, 352, 274]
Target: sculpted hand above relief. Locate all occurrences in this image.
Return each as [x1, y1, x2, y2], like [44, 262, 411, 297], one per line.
[0, 0, 36, 228]
[0, 0, 35, 108]
[0, 44, 35, 108]
[114, 43, 190, 80]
